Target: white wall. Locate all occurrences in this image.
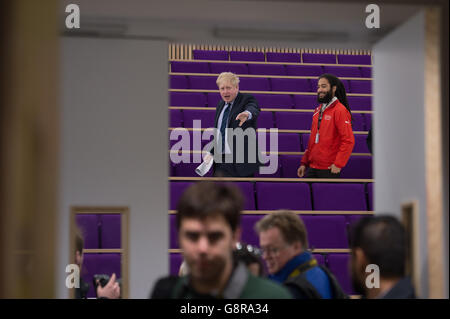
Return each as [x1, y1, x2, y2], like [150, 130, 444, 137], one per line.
[372, 11, 428, 297]
[58, 37, 168, 298]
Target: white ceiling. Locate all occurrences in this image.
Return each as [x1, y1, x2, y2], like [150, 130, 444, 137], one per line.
[61, 0, 423, 49]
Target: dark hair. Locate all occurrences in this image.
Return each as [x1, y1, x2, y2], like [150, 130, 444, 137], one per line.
[176, 181, 243, 232]
[350, 215, 407, 278]
[318, 73, 352, 120]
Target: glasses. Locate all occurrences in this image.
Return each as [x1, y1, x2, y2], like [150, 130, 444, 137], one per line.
[259, 245, 287, 257]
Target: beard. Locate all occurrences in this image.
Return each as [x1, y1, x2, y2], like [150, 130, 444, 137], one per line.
[317, 90, 333, 104]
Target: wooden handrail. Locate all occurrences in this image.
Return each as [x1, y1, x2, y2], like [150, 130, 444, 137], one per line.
[170, 72, 372, 81]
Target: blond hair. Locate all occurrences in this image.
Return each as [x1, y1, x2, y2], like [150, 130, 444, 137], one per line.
[216, 72, 240, 87]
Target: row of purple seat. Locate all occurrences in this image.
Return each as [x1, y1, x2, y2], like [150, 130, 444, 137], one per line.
[169, 132, 371, 154]
[76, 214, 122, 249]
[170, 75, 372, 94]
[81, 253, 122, 298]
[169, 251, 355, 294]
[170, 155, 372, 179]
[170, 182, 373, 211]
[170, 92, 372, 111]
[171, 61, 372, 78]
[191, 50, 372, 65]
[170, 109, 372, 131]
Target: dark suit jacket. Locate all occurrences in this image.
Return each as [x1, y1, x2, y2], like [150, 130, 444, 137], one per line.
[382, 277, 416, 299]
[210, 92, 260, 177]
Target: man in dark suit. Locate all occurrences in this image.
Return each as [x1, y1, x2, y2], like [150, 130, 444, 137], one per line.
[206, 72, 260, 177]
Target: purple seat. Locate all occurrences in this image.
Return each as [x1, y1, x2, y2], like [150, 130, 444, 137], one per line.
[230, 51, 265, 62]
[252, 94, 294, 109]
[276, 133, 301, 152]
[364, 113, 372, 131]
[171, 61, 210, 73]
[239, 77, 271, 91]
[188, 76, 217, 90]
[340, 156, 372, 179]
[170, 182, 192, 210]
[302, 53, 336, 64]
[169, 253, 183, 276]
[76, 214, 99, 249]
[182, 109, 215, 128]
[313, 253, 326, 266]
[234, 182, 256, 210]
[300, 133, 310, 151]
[173, 162, 213, 177]
[367, 183, 373, 211]
[360, 67, 372, 78]
[210, 62, 248, 74]
[169, 129, 214, 151]
[312, 183, 367, 211]
[353, 135, 371, 153]
[257, 111, 274, 129]
[256, 182, 312, 210]
[337, 54, 372, 65]
[82, 253, 121, 298]
[271, 78, 311, 92]
[254, 161, 281, 178]
[169, 214, 179, 249]
[193, 50, 228, 61]
[240, 214, 265, 246]
[311, 78, 350, 93]
[301, 215, 348, 248]
[347, 96, 372, 111]
[266, 52, 301, 63]
[170, 92, 207, 107]
[327, 254, 354, 294]
[286, 65, 323, 76]
[293, 95, 318, 109]
[170, 75, 189, 89]
[346, 214, 369, 229]
[170, 109, 183, 127]
[275, 112, 312, 130]
[350, 80, 371, 94]
[207, 93, 222, 107]
[100, 215, 121, 249]
[280, 155, 302, 178]
[248, 64, 286, 76]
[351, 113, 365, 131]
[323, 66, 362, 77]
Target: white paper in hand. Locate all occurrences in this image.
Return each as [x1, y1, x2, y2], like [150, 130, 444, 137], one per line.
[195, 154, 213, 176]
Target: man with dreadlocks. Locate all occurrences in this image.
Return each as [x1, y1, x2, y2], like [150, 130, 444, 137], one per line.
[297, 74, 355, 178]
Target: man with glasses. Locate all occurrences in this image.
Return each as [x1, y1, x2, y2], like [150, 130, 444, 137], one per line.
[255, 210, 347, 299]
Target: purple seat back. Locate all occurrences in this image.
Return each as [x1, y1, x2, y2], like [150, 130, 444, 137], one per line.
[293, 95, 318, 109]
[302, 53, 336, 64]
[340, 156, 372, 179]
[286, 65, 323, 76]
[274, 133, 301, 152]
[170, 182, 192, 210]
[207, 93, 222, 107]
[280, 155, 302, 178]
[266, 52, 301, 63]
[327, 254, 354, 294]
[173, 162, 213, 177]
[311, 78, 350, 93]
[351, 113, 365, 131]
[271, 78, 311, 92]
[100, 215, 121, 249]
[76, 214, 99, 249]
[171, 61, 210, 73]
[367, 183, 373, 211]
[364, 113, 372, 131]
[360, 67, 372, 78]
[337, 54, 372, 65]
[301, 215, 348, 248]
[240, 214, 265, 246]
[81, 253, 121, 298]
[347, 96, 372, 111]
[234, 182, 256, 210]
[312, 183, 367, 211]
[248, 64, 286, 76]
[252, 94, 294, 108]
[353, 135, 371, 153]
[169, 214, 178, 248]
[193, 50, 228, 61]
[254, 161, 281, 178]
[256, 182, 312, 210]
[210, 62, 248, 74]
[323, 66, 362, 77]
[257, 111, 274, 129]
[170, 92, 207, 107]
[170, 109, 183, 127]
[349, 80, 372, 94]
[230, 51, 265, 62]
[188, 76, 217, 90]
[169, 253, 184, 276]
[301, 133, 310, 151]
[239, 77, 271, 91]
[275, 112, 312, 130]
[182, 109, 215, 128]
[170, 75, 189, 89]
[313, 254, 326, 266]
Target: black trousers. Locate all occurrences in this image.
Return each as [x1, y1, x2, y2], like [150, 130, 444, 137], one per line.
[305, 168, 341, 178]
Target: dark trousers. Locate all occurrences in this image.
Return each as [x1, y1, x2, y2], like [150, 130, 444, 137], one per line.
[305, 168, 341, 178]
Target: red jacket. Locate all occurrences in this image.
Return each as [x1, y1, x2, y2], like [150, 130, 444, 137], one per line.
[301, 99, 355, 169]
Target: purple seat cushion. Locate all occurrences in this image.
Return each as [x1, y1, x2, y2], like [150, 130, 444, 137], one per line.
[311, 183, 367, 211]
[257, 111, 274, 129]
[252, 94, 294, 108]
[239, 77, 271, 91]
[256, 182, 312, 210]
[286, 65, 323, 76]
[188, 76, 217, 90]
[280, 155, 303, 178]
[293, 95, 319, 109]
[170, 109, 183, 127]
[100, 214, 121, 249]
[337, 54, 372, 65]
[351, 113, 365, 131]
[323, 66, 362, 77]
[353, 135, 371, 153]
[171, 61, 210, 73]
[347, 96, 372, 111]
[350, 80, 372, 94]
[340, 156, 373, 179]
[275, 112, 312, 130]
[182, 109, 215, 128]
[170, 182, 192, 210]
[169, 253, 184, 276]
[360, 67, 372, 78]
[76, 214, 99, 249]
[230, 51, 265, 62]
[271, 78, 311, 92]
[170, 75, 189, 89]
[193, 50, 228, 61]
[327, 254, 355, 294]
[300, 215, 348, 248]
[81, 253, 121, 298]
[210, 62, 248, 74]
[248, 64, 286, 76]
[170, 92, 207, 107]
[266, 52, 301, 63]
[302, 53, 336, 64]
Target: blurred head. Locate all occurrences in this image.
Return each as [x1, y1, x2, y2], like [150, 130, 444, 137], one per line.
[234, 242, 266, 277]
[217, 72, 239, 103]
[349, 215, 408, 296]
[176, 182, 243, 286]
[255, 211, 308, 275]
